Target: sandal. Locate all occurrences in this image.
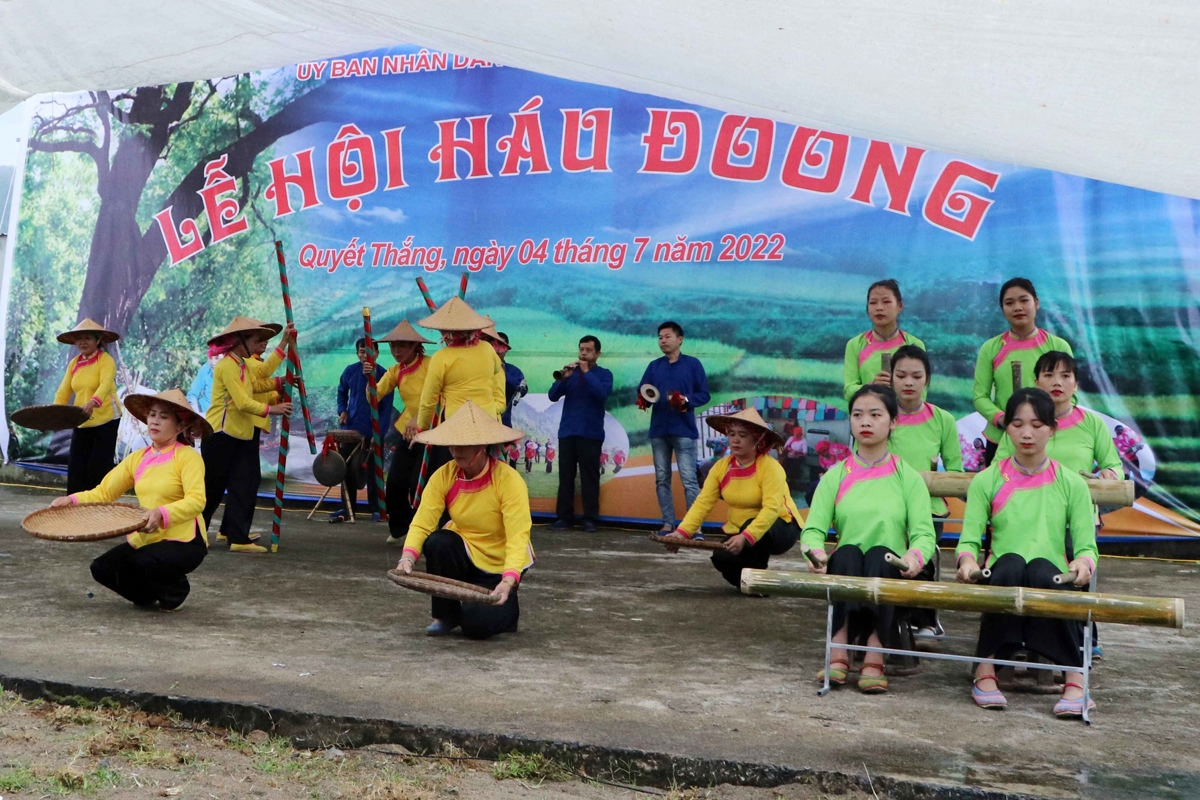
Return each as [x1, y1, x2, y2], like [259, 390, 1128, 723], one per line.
[857, 663, 888, 694]
[972, 675, 1007, 709]
[816, 660, 850, 686]
[1053, 682, 1096, 718]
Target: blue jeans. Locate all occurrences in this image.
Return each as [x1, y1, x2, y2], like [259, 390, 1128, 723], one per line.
[650, 436, 699, 525]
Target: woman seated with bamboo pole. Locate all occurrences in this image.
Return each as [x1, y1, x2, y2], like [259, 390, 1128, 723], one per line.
[50, 389, 211, 611]
[801, 385, 936, 693]
[956, 387, 1097, 717]
[661, 408, 800, 587]
[888, 345, 963, 646]
[394, 401, 534, 640]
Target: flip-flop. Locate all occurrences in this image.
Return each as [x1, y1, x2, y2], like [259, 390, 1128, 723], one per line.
[816, 660, 850, 686]
[972, 676, 1007, 709]
[1053, 682, 1097, 718]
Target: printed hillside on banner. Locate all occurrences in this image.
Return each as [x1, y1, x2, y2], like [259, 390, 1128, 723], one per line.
[5, 43, 1199, 533]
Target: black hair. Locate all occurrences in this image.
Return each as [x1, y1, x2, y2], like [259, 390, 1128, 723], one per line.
[889, 344, 930, 380]
[497, 332, 510, 345]
[849, 384, 899, 421]
[355, 337, 368, 350]
[867, 278, 902, 305]
[999, 277, 1038, 307]
[1033, 350, 1076, 379]
[657, 321, 684, 337]
[579, 334, 602, 352]
[1003, 387, 1057, 429]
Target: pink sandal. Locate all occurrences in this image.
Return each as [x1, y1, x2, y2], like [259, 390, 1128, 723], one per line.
[972, 675, 1007, 710]
[1053, 682, 1096, 718]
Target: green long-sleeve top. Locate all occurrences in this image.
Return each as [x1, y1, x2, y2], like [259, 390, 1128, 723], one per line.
[972, 329, 1072, 443]
[842, 329, 924, 403]
[996, 406, 1123, 479]
[801, 453, 936, 566]
[888, 402, 963, 516]
[956, 458, 1097, 574]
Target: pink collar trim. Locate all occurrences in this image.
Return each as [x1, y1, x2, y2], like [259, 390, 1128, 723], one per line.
[992, 329, 1049, 370]
[135, 443, 179, 482]
[896, 402, 935, 427]
[1057, 406, 1085, 430]
[835, 454, 899, 505]
[857, 329, 908, 366]
[991, 457, 1058, 517]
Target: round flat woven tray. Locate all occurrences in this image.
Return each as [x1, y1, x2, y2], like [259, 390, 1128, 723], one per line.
[649, 532, 726, 551]
[11, 404, 90, 432]
[386, 569, 502, 604]
[312, 450, 347, 487]
[326, 428, 364, 445]
[22, 502, 146, 542]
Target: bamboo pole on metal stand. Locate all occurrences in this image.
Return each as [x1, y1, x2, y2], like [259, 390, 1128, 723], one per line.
[269, 341, 295, 553]
[273, 241, 316, 454]
[362, 307, 388, 521]
[919, 470, 1134, 507]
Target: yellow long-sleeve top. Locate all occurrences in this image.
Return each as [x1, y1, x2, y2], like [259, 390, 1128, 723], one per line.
[402, 458, 535, 583]
[676, 454, 800, 544]
[71, 442, 207, 549]
[415, 341, 505, 429]
[54, 350, 121, 428]
[247, 347, 286, 432]
[205, 354, 277, 440]
[376, 354, 430, 431]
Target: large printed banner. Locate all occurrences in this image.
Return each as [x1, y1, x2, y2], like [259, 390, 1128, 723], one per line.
[4, 45, 1200, 537]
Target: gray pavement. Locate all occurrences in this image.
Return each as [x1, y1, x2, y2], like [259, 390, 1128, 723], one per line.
[1, 482, 1198, 798]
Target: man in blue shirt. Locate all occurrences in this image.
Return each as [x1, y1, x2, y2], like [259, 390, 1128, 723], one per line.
[333, 337, 394, 522]
[548, 335, 613, 532]
[186, 356, 218, 413]
[638, 321, 710, 533]
[482, 329, 527, 426]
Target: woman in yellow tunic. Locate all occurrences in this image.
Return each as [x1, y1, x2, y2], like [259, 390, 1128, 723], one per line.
[372, 319, 434, 543]
[415, 298, 506, 431]
[395, 401, 533, 639]
[661, 408, 800, 587]
[49, 389, 211, 611]
[202, 317, 292, 553]
[53, 319, 123, 493]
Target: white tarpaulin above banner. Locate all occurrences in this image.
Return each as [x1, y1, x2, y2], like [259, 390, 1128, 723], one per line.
[1, 0, 1199, 200]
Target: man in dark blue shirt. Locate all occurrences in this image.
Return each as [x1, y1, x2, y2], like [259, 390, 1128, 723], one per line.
[547, 335, 613, 532]
[638, 321, 710, 533]
[333, 337, 394, 522]
[482, 328, 527, 427]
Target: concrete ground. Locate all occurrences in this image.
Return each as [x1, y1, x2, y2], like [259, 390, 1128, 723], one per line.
[0, 483, 1198, 799]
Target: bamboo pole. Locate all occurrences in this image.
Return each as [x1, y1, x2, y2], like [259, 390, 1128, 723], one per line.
[269, 341, 294, 553]
[1012, 360, 1023, 390]
[880, 352, 891, 374]
[740, 570, 1184, 629]
[919, 470, 1134, 507]
[273, 241, 316, 454]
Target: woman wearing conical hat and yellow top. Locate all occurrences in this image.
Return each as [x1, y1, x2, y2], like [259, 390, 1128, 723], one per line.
[53, 319, 123, 493]
[370, 319, 434, 543]
[201, 316, 294, 553]
[660, 408, 801, 587]
[414, 298, 506, 431]
[49, 389, 212, 611]
[395, 401, 534, 640]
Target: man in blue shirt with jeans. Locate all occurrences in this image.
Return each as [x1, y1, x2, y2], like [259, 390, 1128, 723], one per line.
[639, 321, 710, 533]
[333, 337, 394, 522]
[548, 335, 613, 532]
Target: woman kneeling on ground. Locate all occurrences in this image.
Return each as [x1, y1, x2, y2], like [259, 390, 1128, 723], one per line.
[661, 408, 799, 587]
[394, 401, 534, 640]
[957, 387, 1097, 718]
[50, 389, 211, 611]
[802, 385, 936, 694]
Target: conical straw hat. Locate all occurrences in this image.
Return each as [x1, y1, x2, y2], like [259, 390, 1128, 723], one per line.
[417, 297, 492, 332]
[57, 318, 119, 345]
[206, 315, 282, 346]
[378, 319, 434, 344]
[479, 321, 509, 349]
[123, 388, 214, 439]
[415, 401, 524, 447]
[705, 407, 783, 448]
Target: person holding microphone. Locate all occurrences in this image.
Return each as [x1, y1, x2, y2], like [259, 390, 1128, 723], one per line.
[548, 336, 613, 532]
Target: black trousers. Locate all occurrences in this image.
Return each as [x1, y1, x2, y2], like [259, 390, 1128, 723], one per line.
[976, 554, 1084, 668]
[423, 529, 520, 639]
[711, 517, 800, 587]
[909, 518, 945, 629]
[556, 436, 601, 523]
[386, 441, 426, 537]
[340, 442, 379, 515]
[90, 533, 207, 609]
[67, 419, 120, 494]
[982, 438, 1000, 469]
[202, 430, 261, 544]
[828, 544, 905, 646]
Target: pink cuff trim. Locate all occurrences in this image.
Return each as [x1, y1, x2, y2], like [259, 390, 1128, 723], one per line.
[956, 551, 977, 565]
[274, 346, 286, 360]
[1078, 555, 1096, 575]
[675, 527, 692, 539]
[158, 506, 171, 529]
[261, 406, 270, 417]
[401, 547, 420, 561]
[906, 548, 925, 571]
[741, 530, 758, 545]
[812, 548, 827, 559]
[992, 412, 1005, 428]
[69, 495, 79, 505]
[274, 377, 283, 392]
[502, 570, 521, 585]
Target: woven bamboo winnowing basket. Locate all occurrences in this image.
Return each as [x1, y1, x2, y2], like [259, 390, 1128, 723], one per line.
[22, 503, 146, 542]
[386, 569, 502, 604]
[10, 404, 90, 432]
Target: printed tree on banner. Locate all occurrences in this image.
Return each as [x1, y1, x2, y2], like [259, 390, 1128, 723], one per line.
[25, 77, 347, 341]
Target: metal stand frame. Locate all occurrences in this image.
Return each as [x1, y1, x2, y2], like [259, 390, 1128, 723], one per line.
[815, 587, 1095, 725]
[306, 441, 361, 523]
